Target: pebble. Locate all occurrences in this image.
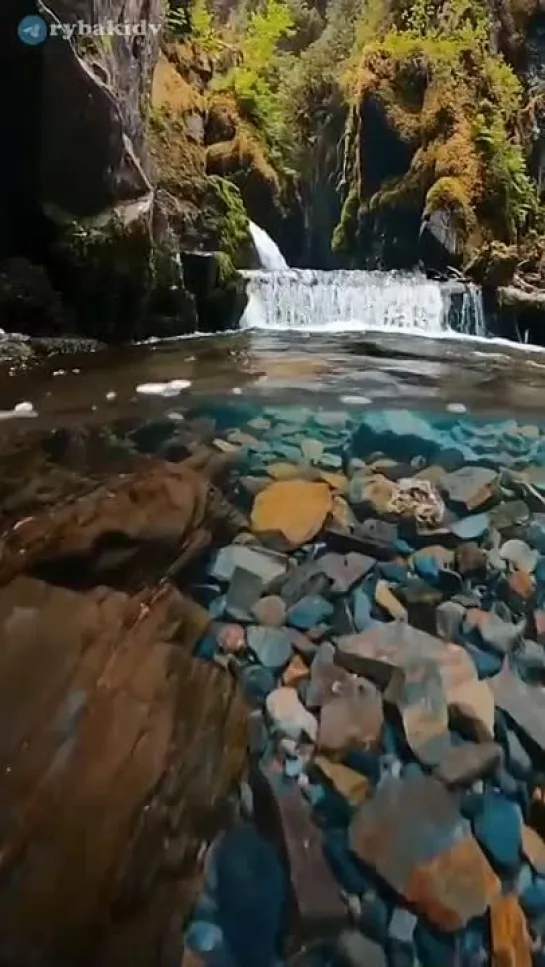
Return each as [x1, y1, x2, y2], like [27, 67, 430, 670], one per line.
[473, 791, 522, 871]
[501, 539, 539, 573]
[266, 687, 318, 741]
[251, 595, 287, 626]
[247, 626, 293, 669]
[286, 594, 333, 630]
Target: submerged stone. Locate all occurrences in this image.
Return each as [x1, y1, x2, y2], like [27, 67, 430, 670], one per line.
[247, 626, 292, 670]
[464, 608, 525, 655]
[491, 663, 545, 754]
[318, 686, 384, 757]
[314, 755, 371, 806]
[214, 824, 287, 967]
[239, 664, 277, 706]
[266, 687, 318, 741]
[251, 765, 347, 939]
[473, 792, 522, 871]
[375, 580, 408, 621]
[348, 774, 499, 929]
[210, 544, 287, 586]
[287, 595, 334, 631]
[337, 930, 388, 967]
[353, 587, 373, 632]
[225, 566, 265, 618]
[450, 513, 490, 541]
[434, 741, 502, 787]
[500, 539, 539, 573]
[436, 600, 466, 641]
[456, 541, 488, 575]
[316, 551, 376, 594]
[384, 660, 450, 766]
[251, 594, 287, 627]
[251, 480, 332, 548]
[490, 893, 532, 967]
[216, 623, 246, 654]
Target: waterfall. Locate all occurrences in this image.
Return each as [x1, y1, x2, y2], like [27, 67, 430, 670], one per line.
[241, 268, 486, 336]
[249, 222, 288, 271]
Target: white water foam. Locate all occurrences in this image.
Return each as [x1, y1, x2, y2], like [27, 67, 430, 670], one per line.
[249, 222, 288, 270]
[240, 268, 485, 336]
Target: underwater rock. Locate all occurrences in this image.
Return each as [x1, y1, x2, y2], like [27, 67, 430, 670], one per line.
[247, 626, 293, 670]
[434, 742, 502, 787]
[490, 893, 532, 967]
[473, 791, 522, 871]
[348, 774, 499, 929]
[252, 594, 287, 627]
[211, 544, 287, 586]
[251, 480, 332, 549]
[266, 687, 318, 741]
[313, 756, 371, 806]
[318, 686, 384, 757]
[384, 660, 450, 766]
[491, 663, 545, 754]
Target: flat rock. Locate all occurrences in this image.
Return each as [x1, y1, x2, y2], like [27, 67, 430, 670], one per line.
[450, 513, 490, 541]
[473, 792, 522, 871]
[251, 765, 347, 939]
[500, 539, 538, 573]
[266, 687, 318, 741]
[348, 774, 499, 929]
[251, 480, 332, 549]
[226, 566, 265, 618]
[318, 686, 384, 757]
[287, 595, 333, 631]
[385, 660, 450, 766]
[434, 741, 502, 786]
[306, 658, 358, 709]
[522, 824, 545, 875]
[442, 467, 497, 510]
[315, 551, 376, 594]
[491, 662, 545, 753]
[211, 544, 287, 586]
[247, 626, 293, 670]
[313, 756, 371, 806]
[375, 580, 408, 621]
[336, 622, 495, 738]
[464, 609, 525, 654]
[490, 894, 531, 967]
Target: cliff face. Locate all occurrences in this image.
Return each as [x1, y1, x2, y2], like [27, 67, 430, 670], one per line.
[0, 0, 249, 342]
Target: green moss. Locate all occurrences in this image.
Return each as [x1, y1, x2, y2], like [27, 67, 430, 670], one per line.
[424, 176, 474, 227]
[205, 175, 253, 265]
[332, 188, 360, 253]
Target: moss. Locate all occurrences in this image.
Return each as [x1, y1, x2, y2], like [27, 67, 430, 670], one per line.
[424, 175, 475, 229]
[205, 175, 253, 265]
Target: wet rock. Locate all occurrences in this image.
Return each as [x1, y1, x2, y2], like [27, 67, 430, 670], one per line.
[491, 663, 545, 754]
[348, 774, 499, 929]
[315, 551, 376, 594]
[306, 656, 356, 710]
[318, 686, 384, 757]
[266, 687, 318, 741]
[337, 929, 388, 967]
[288, 628, 318, 659]
[251, 765, 347, 939]
[287, 595, 334, 631]
[251, 480, 332, 549]
[217, 622, 246, 654]
[353, 587, 374, 632]
[515, 639, 545, 681]
[436, 600, 466, 641]
[349, 473, 398, 514]
[240, 476, 271, 497]
[282, 655, 310, 688]
[414, 921, 457, 967]
[385, 660, 450, 766]
[239, 664, 277, 705]
[280, 562, 330, 608]
[214, 824, 288, 967]
[442, 466, 497, 510]
[500, 539, 539, 573]
[473, 791, 522, 871]
[434, 741, 502, 786]
[456, 542, 488, 575]
[375, 580, 408, 621]
[522, 825, 545, 876]
[507, 569, 535, 602]
[490, 893, 532, 967]
[247, 626, 293, 670]
[506, 728, 532, 779]
[226, 566, 266, 618]
[464, 608, 525, 655]
[211, 544, 287, 586]
[313, 756, 371, 806]
[413, 553, 441, 583]
[491, 500, 530, 531]
[301, 438, 325, 464]
[451, 513, 490, 540]
[252, 594, 287, 627]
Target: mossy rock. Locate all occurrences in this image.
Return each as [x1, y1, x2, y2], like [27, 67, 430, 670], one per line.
[181, 250, 248, 331]
[203, 175, 254, 267]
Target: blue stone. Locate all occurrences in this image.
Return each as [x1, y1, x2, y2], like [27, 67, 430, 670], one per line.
[323, 828, 371, 894]
[535, 557, 545, 584]
[462, 642, 503, 678]
[239, 664, 277, 706]
[359, 889, 391, 943]
[473, 792, 522, 870]
[493, 765, 519, 798]
[461, 791, 484, 820]
[301, 782, 325, 808]
[527, 520, 545, 554]
[415, 920, 457, 967]
[458, 921, 488, 967]
[192, 890, 219, 922]
[343, 748, 381, 782]
[387, 944, 414, 967]
[394, 539, 414, 556]
[286, 595, 333, 631]
[353, 587, 373, 631]
[379, 561, 408, 582]
[283, 755, 304, 779]
[215, 824, 287, 967]
[516, 862, 534, 897]
[389, 907, 417, 946]
[521, 875, 545, 918]
[451, 513, 490, 541]
[353, 410, 443, 462]
[210, 594, 227, 619]
[414, 555, 440, 583]
[194, 632, 217, 661]
[185, 920, 225, 954]
[247, 626, 292, 670]
[402, 761, 425, 781]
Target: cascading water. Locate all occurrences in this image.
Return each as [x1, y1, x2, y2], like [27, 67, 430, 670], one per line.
[242, 223, 486, 336]
[241, 269, 486, 336]
[249, 221, 288, 270]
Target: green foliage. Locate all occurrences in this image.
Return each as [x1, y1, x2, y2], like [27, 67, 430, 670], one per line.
[473, 110, 539, 238]
[213, 0, 296, 149]
[206, 175, 253, 264]
[165, 1, 190, 38]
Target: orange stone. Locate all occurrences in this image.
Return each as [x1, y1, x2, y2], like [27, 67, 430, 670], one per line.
[282, 654, 310, 688]
[405, 836, 500, 930]
[490, 894, 531, 967]
[508, 569, 535, 600]
[251, 480, 332, 548]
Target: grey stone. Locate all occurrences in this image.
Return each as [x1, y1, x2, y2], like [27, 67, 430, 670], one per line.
[384, 660, 450, 766]
[226, 567, 264, 619]
[490, 500, 530, 530]
[433, 741, 502, 786]
[389, 907, 418, 945]
[442, 467, 497, 508]
[436, 601, 467, 641]
[491, 662, 545, 754]
[337, 930, 388, 967]
[500, 539, 539, 573]
[251, 595, 287, 627]
[315, 552, 376, 594]
[247, 626, 293, 669]
[451, 513, 490, 541]
[211, 545, 287, 586]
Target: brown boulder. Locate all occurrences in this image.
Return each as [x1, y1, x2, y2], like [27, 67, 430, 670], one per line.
[318, 686, 384, 757]
[490, 894, 531, 967]
[0, 576, 247, 967]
